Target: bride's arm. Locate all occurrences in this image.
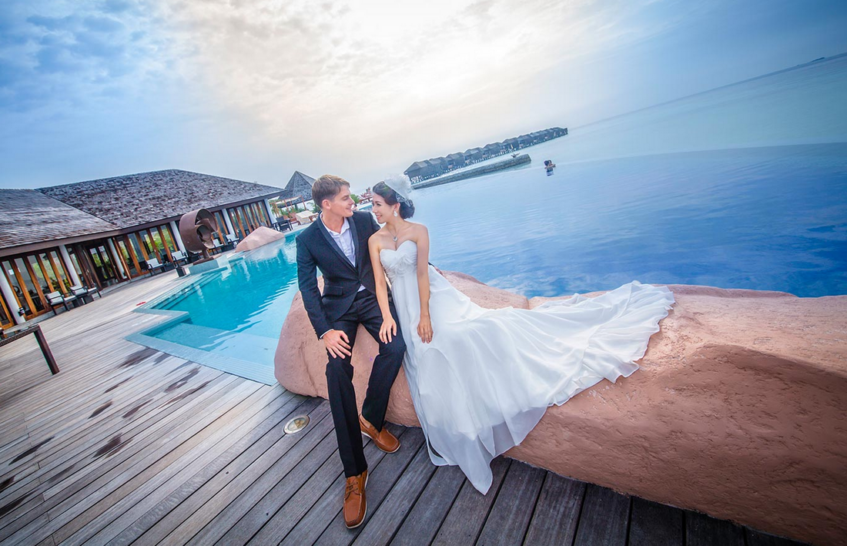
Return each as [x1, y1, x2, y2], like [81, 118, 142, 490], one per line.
[369, 235, 398, 343]
[415, 225, 433, 343]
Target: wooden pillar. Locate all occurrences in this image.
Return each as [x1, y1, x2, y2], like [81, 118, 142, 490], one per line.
[35, 254, 56, 294]
[73, 244, 101, 289]
[9, 259, 38, 317]
[155, 225, 174, 262]
[122, 236, 142, 277]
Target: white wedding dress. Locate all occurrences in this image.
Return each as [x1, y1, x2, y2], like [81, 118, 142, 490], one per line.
[380, 240, 675, 494]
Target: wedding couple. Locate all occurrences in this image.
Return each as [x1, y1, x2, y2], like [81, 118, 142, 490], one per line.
[296, 174, 675, 529]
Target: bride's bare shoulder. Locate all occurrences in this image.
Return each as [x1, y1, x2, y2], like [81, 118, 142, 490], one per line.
[411, 222, 429, 238]
[369, 228, 391, 248]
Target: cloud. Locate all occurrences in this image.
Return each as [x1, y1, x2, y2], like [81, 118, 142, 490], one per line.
[146, 0, 675, 177]
[0, 0, 174, 112]
[83, 15, 125, 33]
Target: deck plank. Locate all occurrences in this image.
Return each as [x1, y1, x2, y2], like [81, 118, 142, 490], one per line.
[389, 464, 466, 546]
[431, 457, 511, 546]
[276, 424, 408, 546]
[313, 427, 426, 546]
[5, 379, 260, 545]
[352, 439, 438, 546]
[686, 511, 745, 546]
[573, 484, 631, 546]
[174, 402, 336, 545]
[629, 497, 684, 546]
[108, 395, 317, 546]
[475, 462, 546, 546]
[0, 373, 247, 540]
[246, 432, 388, 545]
[215, 415, 341, 544]
[746, 528, 808, 546]
[61, 387, 289, 545]
[523, 473, 586, 546]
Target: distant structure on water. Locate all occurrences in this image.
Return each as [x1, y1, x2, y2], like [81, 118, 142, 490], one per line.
[403, 127, 568, 182]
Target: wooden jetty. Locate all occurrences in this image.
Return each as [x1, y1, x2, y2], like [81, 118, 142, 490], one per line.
[0, 271, 806, 545]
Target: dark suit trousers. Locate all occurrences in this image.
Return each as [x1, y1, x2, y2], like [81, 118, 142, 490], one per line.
[326, 289, 406, 477]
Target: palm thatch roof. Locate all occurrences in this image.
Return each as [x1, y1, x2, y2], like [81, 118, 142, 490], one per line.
[38, 169, 285, 230]
[0, 189, 119, 251]
[281, 171, 316, 201]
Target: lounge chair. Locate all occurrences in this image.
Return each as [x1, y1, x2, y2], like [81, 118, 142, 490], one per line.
[70, 284, 101, 301]
[276, 218, 292, 231]
[46, 291, 76, 314]
[172, 250, 187, 263]
[145, 258, 164, 276]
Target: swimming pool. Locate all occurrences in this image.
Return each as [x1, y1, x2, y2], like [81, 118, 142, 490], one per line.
[128, 235, 299, 384]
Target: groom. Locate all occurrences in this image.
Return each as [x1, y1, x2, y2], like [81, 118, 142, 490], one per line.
[295, 174, 406, 529]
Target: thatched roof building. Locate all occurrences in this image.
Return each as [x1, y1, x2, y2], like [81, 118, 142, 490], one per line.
[281, 171, 316, 202]
[39, 169, 284, 230]
[0, 190, 119, 252]
[0, 168, 294, 326]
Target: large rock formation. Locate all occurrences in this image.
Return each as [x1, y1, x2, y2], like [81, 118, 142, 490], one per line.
[274, 272, 847, 546]
[234, 226, 286, 252]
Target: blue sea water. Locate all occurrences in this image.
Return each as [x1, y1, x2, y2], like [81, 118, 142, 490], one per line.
[141, 54, 847, 379]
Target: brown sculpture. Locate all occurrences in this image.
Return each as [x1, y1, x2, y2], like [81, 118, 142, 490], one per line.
[178, 209, 219, 262]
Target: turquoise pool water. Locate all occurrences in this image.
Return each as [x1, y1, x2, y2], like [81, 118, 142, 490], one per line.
[130, 236, 299, 383]
[131, 55, 847, 384]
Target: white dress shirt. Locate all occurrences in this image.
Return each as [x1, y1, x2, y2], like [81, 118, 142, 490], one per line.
[322, 215, 365, 292]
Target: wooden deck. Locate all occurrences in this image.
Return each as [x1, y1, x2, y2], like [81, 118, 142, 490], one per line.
[0, 272, 806, 546]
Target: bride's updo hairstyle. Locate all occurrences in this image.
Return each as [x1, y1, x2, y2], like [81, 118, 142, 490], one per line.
[373, 181, 415, 219]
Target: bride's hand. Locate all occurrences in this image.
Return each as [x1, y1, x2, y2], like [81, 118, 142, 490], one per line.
[379, 316, 397, 344]
[417, 315, 433, 344]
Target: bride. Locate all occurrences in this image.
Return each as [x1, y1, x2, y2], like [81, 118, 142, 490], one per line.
[367, 174, 675, 494]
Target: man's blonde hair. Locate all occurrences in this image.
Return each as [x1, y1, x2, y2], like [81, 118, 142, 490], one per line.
[312, 174, 351, 209]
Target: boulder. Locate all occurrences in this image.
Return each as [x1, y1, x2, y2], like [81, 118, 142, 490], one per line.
[274, 272, 847, 545]
[234, 226, 285, 252]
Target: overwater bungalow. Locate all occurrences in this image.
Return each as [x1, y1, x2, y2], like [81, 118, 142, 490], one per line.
[403, 160, 432, 182]
[517, 134, 533, 148]
[427, 157, 448, 176]
[0, 169, 288, 327]
[503, 137, 520, 151]
[483, 143, 505, 159]
[464, 147, 484, 163]
[446, 152, 466, 170]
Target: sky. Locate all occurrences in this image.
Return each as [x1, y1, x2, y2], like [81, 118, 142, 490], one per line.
[1, 0, 846, 192]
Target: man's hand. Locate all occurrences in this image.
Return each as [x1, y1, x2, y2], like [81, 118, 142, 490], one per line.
[323, 329, 352, 359]
[379, 316, 398, 344]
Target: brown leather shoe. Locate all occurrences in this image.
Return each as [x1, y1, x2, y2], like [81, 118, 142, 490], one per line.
[344, 470, 367, 529]
[360, 415, 400, 453]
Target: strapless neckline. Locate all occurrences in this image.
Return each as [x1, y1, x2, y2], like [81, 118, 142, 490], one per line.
[379, 239, 416, 255]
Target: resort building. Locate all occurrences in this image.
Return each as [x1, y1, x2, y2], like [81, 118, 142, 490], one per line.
[278, 171, 316, 207]
[0, 169, 297, 327]
[404, 126, 568, 182]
